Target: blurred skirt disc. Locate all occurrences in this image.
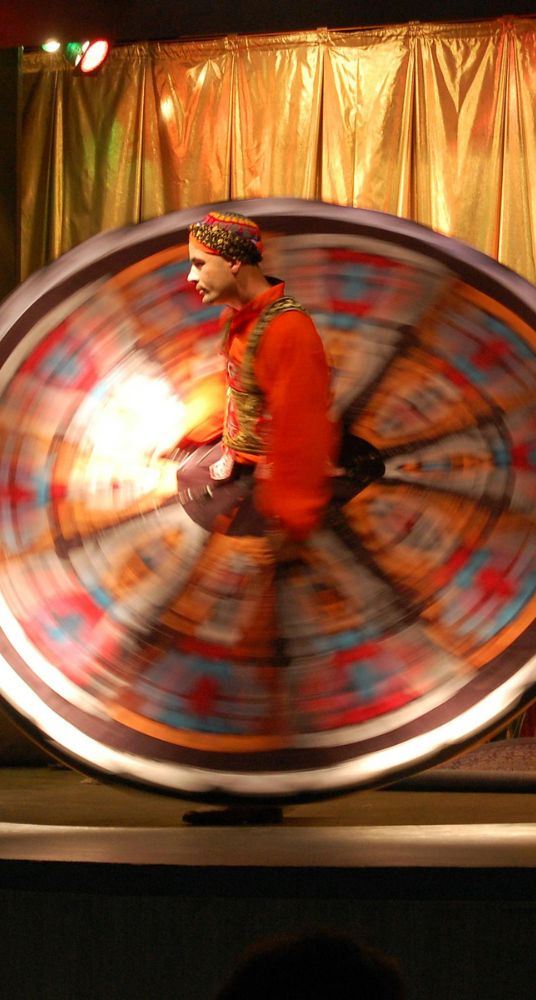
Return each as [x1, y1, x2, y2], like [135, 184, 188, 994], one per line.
[0, 199, 535, 802]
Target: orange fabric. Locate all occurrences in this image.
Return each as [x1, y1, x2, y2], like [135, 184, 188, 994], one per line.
[178, 371, 225, 446]
[224, 282, 335, 539]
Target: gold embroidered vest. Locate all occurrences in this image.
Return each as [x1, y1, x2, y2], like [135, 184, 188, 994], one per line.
[222, 296, 305, 455]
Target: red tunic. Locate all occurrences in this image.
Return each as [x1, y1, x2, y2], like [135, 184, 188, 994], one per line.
[224, 281, 335, 540]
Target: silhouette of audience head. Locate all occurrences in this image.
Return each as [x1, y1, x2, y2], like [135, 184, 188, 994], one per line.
[213, 928, 406, 999]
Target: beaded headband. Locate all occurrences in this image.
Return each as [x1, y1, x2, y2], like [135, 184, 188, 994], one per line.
[189, 211, 263, 264]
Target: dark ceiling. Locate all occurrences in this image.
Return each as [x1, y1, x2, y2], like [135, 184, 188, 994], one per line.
[1, 0, 534, 48]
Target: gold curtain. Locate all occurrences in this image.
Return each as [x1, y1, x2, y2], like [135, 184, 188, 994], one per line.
[231, 32, 324, 199]
[21, 17, 536, 283]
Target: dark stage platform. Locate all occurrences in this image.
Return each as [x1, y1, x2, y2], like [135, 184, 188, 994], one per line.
[1, 762, 536, 1000]
[1, 763, 536, 864]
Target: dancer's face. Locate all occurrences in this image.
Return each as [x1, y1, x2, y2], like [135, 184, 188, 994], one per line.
[187, 244, 239, 306]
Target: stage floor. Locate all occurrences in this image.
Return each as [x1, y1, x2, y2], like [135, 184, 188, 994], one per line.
[2, 766, 536, 1000]
[1, 766, 536, 869]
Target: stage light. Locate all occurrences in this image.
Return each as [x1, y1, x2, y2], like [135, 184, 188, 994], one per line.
[79, 40, 110, 74]
[41, 40, 62, 53]
[64, 40, 110, 74]
[64, 41, 85, 67]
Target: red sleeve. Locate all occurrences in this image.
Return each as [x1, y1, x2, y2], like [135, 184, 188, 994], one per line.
[254, 310, 336, 540]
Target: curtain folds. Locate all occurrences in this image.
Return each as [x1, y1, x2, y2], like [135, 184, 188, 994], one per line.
[21, 17, 536, 283]
[231, 33, 324, 200]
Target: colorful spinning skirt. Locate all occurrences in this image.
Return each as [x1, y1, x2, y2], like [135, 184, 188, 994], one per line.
[0, 199, 535, 802]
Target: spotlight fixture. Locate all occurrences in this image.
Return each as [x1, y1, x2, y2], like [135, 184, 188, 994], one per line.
[64, 39, 110, 74]
[41, 39, 62, 53]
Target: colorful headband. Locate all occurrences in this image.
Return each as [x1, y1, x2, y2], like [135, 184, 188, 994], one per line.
[189, 211, 263, 264]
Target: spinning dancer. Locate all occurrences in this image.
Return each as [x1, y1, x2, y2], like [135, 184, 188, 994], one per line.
[185, 210, 336, 541]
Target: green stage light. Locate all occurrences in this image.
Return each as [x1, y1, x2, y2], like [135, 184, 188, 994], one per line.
[41, 40, 62, 53]
[64, 41, 85, 67]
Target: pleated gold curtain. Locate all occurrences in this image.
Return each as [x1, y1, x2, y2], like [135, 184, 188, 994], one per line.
[21, 17, 536, 283]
